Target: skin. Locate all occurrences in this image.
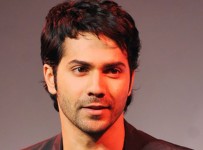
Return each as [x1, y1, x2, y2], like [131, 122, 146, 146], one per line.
[44, 33, 135, 150]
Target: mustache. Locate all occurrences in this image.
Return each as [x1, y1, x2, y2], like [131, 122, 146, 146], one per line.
[77, 96, 113, 108]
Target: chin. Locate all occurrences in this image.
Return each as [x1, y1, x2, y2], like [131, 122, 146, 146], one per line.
[78, 119, 112, 135]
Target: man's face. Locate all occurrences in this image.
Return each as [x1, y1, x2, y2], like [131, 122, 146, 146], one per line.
[46, 33, 134, 134]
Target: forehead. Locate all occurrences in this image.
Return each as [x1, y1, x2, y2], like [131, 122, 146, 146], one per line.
[62, 33, 127, 57]
[59, 33, 128, 67]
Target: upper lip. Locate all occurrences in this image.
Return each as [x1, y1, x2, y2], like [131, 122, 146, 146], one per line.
[82, 104, 110, 110]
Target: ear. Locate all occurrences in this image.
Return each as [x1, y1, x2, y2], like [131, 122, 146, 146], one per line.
[43, 64, 57, 95]
[128, 70, 135, 96]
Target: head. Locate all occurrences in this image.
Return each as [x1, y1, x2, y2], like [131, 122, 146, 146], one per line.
[41, 0, 140, 112]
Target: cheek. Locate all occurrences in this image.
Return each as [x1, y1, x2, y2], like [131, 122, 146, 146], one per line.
[109, 78, 130, 102]
[57, 75, 88, 99]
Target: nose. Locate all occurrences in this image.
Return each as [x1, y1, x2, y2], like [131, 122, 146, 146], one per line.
[87, 71, 106, 98]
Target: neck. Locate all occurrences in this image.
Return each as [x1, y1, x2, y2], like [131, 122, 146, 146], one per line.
[59, 110, 125, 150]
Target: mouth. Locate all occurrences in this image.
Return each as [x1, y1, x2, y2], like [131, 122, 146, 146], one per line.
[81, 104, 111, 115]
[84, 105, 110, 110]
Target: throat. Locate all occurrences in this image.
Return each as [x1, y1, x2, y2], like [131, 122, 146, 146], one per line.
[59, 106, 125, 150]
[94, 115, 125, 150]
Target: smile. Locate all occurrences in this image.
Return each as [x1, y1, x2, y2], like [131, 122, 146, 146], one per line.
[85, 105, 110, 110]
[81, 104, 111, 115]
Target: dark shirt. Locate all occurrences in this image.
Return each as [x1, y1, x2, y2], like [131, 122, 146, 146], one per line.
[22, 121, 193, 150]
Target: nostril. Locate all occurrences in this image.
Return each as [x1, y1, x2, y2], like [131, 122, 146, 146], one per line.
[88, 92, 104, 98]
[96, 93, 104, 98]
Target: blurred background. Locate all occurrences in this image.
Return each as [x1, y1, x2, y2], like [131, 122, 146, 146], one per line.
[0, 0, 202, 149]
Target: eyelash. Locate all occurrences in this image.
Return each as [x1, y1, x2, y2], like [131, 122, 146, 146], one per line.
[72, 66, 89, 74]
[103, 68, 121, 74]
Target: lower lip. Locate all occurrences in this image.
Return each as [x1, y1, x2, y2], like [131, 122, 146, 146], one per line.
[81, 108, 109, 115]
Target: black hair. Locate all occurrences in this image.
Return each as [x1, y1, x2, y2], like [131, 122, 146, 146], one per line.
[41, 0, 141, 111]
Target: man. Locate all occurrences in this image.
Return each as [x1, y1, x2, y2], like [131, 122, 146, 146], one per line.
[23, 0, 192, 149]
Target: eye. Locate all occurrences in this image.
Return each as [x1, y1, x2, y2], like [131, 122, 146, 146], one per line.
[103, 67, 121, 78]
[72, 66, 89, 76]
[109, 68, 120, 74]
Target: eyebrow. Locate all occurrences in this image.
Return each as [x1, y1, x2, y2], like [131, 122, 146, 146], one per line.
[69, 60, 91, 66]
[68, 59, 126, 68]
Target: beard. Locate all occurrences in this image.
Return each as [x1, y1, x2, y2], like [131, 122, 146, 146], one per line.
[57, 93, 124, 139]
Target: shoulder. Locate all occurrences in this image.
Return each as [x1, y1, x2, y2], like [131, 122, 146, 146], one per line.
[124, 120, 156, 149]
[21, 134, 62, 150]
[142, 140, 193, 150]
[124, 120, 193, 150]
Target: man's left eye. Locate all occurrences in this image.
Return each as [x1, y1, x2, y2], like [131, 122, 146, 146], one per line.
[104, 68, 121, 78]
[109, 68, 120, 74]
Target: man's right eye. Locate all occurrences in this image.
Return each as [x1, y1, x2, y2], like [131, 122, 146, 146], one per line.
[72, 66, 89, 76]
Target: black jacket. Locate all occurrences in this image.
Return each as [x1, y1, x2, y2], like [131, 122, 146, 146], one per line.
[22, 121, 192, 150]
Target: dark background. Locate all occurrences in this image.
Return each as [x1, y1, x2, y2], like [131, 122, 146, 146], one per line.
[0, 0, 202, 149]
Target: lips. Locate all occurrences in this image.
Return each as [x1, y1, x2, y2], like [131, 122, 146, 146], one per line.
[85, 105, 110, 110]
[81, 104, 111, 115]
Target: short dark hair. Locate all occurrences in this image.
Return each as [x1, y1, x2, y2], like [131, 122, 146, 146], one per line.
[41, 0, 141, 112]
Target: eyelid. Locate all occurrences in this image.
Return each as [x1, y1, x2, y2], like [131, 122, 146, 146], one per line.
[105, 67, 121, 72]
[71, 65, 90, 76]
[103, 67, 123, 79]
[72, 66, 87, 71]
[70, 62, 90, 69]
[104, 65, 123, 72]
